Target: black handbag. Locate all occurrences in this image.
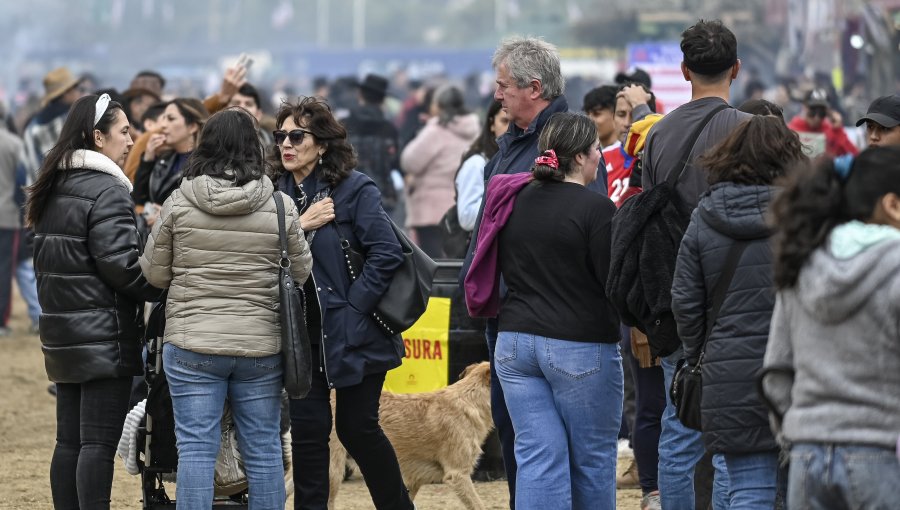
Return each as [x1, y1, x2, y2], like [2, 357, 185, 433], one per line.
[273, 192, 313, 399]
[334, 217, 438, 336]
[439, 204, 471, 259]
[670, 239, 748, 430]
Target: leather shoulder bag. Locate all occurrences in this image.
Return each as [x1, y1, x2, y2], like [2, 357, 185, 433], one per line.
[334, 214, 438, 336]
[273, 191, 312, 399]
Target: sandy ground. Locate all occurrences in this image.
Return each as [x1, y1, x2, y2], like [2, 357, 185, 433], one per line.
[0, 294, 642, 509]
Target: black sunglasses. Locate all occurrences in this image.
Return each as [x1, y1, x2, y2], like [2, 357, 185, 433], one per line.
[808, 107, 827, 118]
[273, 128, 314, 146]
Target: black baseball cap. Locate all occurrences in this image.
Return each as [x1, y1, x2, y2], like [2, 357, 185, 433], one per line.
[804, 88, 830, 108]
[855, 94, 900, 128]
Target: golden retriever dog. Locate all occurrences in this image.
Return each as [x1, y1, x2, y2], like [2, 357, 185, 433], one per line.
[327, 361, 493, 510]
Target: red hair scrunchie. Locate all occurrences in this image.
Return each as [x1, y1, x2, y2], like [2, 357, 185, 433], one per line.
[535, 149, 559, 169]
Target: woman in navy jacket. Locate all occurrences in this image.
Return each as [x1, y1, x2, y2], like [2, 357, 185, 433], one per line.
[271, 97, 413, 510]
[671, 116, 805, 508]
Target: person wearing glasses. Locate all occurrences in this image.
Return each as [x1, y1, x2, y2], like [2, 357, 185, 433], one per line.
[271, 97, 414, 510]
[787, 88, 858, 158]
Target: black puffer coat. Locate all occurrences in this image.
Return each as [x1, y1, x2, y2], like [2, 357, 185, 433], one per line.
[33, 150, 161, 384]
[671, 182, 778, 454]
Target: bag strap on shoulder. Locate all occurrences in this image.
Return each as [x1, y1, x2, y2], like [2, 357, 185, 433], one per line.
[699, 239, 749, 360]
[665, 103, 732, 188]
[272, 191, 289, 265]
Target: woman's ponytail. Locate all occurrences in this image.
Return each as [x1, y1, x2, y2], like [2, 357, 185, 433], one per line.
[771, 158, 847, 289]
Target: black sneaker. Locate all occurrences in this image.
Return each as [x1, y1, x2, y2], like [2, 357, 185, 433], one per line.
[47, 383, 57, 397]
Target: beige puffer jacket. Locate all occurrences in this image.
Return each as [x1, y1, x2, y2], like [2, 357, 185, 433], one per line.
[140, 174, 312, 357]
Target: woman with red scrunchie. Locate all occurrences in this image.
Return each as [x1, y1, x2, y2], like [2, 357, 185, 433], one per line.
[492, 111, 623, 510]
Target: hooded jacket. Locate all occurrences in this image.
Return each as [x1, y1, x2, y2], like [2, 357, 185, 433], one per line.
[401, 113, 480, 227]
[140, 174, 312, 357]
[34, 149, 161, 383]
[671, 183, 778, 454]
[763, 235, 900, 450]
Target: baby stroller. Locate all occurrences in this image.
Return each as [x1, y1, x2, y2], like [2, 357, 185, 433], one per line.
[133, 300, 293, 509]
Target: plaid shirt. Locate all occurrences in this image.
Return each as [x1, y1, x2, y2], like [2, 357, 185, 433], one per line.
[22, 105, 67, 184]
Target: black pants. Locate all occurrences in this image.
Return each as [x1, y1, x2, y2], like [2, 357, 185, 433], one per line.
[486, 319, 517, 509]
[627, 340, 666, 494]
[51, 376, 132, 510]
[289, 363, 413, 510]
[0, 229, 17, 328]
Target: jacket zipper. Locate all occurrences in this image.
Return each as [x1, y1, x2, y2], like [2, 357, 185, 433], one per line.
[307, 271, 333, 388]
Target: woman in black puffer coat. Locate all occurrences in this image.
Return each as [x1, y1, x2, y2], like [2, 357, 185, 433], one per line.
[671, 115, 805, 509]
[25, 94, 161, 509]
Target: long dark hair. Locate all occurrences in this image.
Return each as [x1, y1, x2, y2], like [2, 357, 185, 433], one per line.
[772, 146, 900, 289]
[461, 100, 504, 163]
[701, 116, 805, 186]
[532, 112, 597, 181]
[269, 96, 357, 188]
[183, 108, 266, 186]
[25, 94, 124, 226]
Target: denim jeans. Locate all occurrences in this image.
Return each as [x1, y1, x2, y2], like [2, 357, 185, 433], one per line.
[659, 351, 729, 510]
[486, 320, 517, 508]
[723, 451, 781, 509]
[16, 257, 41, 325]
[788, 443, 900, 509]
[289, 355, 413, 510]
[51, 376, 132, 510]
[163, 343, 285, 509]
[495, 332, 623, 510]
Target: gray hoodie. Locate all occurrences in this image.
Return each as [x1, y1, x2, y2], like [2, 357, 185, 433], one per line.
[763, 237, 900, 449]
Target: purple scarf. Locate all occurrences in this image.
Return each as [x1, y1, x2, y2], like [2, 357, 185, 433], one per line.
[464, 173, 533, 318]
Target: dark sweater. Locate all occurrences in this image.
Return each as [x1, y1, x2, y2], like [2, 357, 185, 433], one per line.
[498, 180, 620, 343]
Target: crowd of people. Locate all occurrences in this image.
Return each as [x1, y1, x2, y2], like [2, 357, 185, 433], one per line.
[0, 14, 898, 510]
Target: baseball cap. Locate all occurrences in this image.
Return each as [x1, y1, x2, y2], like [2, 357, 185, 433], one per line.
[855, 95, 900, 128]
[804, 88, 830, 108]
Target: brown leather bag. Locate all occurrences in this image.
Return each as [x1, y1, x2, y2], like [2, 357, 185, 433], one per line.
[630, 328, 660, 368]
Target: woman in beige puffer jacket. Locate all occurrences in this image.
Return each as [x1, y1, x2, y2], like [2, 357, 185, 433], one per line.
[139, 108, 311, 508]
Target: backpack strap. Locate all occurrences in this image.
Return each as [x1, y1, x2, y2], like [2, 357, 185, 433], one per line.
[665, 103, 732, 188]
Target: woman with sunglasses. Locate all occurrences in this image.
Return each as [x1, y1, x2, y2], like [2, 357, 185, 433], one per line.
[271, 97, 414, 510]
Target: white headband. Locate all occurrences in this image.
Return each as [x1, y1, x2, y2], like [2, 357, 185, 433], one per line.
[93, 93, 111, 127]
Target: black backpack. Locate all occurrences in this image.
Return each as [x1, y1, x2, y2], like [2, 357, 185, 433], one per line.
[606, 104, 729, 358]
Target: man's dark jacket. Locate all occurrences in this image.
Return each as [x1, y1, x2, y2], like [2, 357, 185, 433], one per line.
[671, 183, 778, 454]
[342, 105, 400, 210]
[33, 157, 161, 383]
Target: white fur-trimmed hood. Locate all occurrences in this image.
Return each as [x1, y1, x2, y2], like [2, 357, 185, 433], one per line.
[62, 149, 133, 192]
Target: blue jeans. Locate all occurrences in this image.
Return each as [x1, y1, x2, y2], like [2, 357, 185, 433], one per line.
[16, 258, 41, 325]
[723, 451, 780, 509]
[163, 343, 285, 509]
[496, 332, 623, 510]
[789, 443, 900, 509]
[659, 351, 729, 510]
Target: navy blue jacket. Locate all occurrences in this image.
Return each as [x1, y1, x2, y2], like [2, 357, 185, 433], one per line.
[458, 95, 608, 290]
[671, 183, 778, 454]
[277, 169, 404, 389]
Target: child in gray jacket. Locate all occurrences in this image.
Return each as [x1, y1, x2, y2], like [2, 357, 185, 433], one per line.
[763, 146, 900, 510]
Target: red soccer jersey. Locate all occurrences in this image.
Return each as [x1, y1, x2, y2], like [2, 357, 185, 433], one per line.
[603, 142, 636, 207]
